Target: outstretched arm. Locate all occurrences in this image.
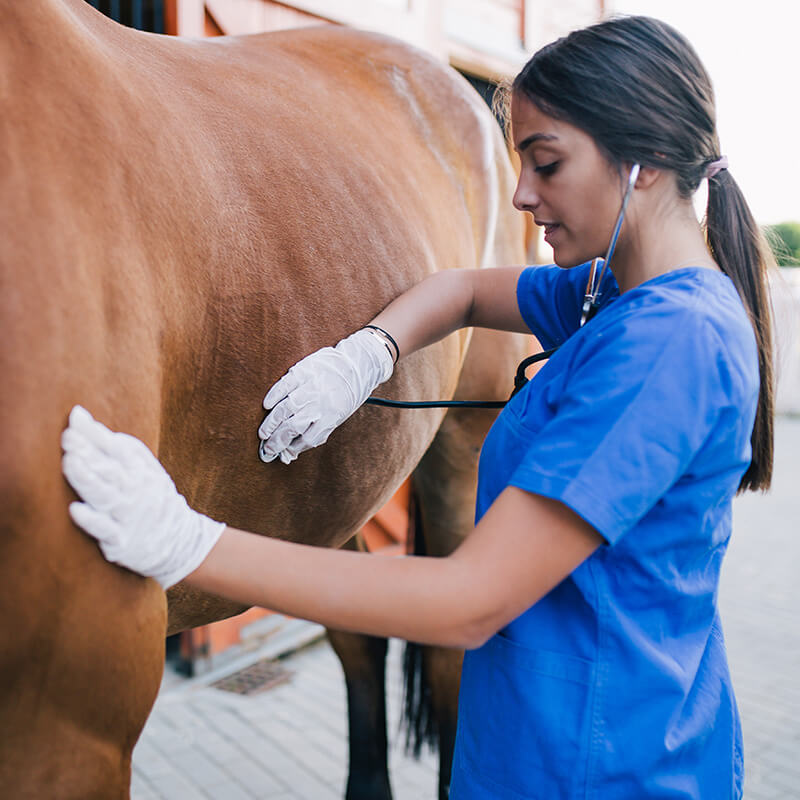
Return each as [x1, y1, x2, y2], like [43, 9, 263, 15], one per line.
[188, 485, 600, 649]
[62, 406, 601, 649]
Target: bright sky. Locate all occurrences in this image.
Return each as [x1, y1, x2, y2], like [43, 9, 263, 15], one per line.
[608, 0, 798, 226]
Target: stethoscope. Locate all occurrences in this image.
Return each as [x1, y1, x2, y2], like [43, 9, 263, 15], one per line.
[365, 163, 641, 411]
[580, 163, 640, 327]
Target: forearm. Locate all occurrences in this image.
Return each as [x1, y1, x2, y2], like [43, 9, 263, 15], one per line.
[369, 266, 530, 360]
[369, 269, 476, 361]
[186, 527, 486, 648]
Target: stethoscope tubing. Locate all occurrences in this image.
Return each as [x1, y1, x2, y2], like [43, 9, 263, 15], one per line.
[365, 348, 558, 410]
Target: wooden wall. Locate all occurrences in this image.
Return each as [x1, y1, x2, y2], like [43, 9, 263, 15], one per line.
[167, 0, 604, 81]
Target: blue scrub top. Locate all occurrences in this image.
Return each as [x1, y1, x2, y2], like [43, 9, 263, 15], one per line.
[450, 263, 758, 800]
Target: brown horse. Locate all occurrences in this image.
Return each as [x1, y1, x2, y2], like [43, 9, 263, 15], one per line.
[0, 2, 531, 798]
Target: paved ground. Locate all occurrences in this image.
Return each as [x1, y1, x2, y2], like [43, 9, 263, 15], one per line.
[131, 417, 800, 800]
[718, 415, 800, 800]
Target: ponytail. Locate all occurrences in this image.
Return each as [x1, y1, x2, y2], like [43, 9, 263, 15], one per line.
[706, 169, 775, 491]
[510, 15, 775, 493]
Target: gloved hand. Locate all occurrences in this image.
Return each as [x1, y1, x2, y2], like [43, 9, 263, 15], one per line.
[61, 405, 226, 589]
[258, 327, 395, 464]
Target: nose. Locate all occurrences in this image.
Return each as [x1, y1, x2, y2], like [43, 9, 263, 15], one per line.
[512, 173, 540, 215]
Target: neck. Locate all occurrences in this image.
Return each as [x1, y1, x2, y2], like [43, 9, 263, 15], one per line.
[610, 196, 718, 293]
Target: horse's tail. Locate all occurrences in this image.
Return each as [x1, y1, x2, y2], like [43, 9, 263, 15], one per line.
[401, 488, 439, 757]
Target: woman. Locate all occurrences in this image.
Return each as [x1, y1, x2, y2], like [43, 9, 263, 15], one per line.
[62, 16, 773, 798]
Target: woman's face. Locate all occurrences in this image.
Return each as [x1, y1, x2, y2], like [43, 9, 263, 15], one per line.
[510, 92, 628, 267]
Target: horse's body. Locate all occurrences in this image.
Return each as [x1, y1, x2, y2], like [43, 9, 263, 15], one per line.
[0, 2, 530, 797]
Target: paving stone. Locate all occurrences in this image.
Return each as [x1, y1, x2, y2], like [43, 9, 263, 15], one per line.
[144, 772, 209, 800]
[162, 749, 232, 790]
[130, 769, 160, 800]
[192, 730, 243, 766]
[200, 779, 256, 800]
[216, 755, 286, 797]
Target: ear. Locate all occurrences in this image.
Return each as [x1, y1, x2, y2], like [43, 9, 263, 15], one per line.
[633, 165, 661, 190]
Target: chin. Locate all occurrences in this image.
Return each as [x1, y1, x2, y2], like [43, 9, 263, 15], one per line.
[552, 245, 600, 269]
[552, 251, 584, 269]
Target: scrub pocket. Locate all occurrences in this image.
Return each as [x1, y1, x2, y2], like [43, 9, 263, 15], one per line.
[455, 632, 595, 799]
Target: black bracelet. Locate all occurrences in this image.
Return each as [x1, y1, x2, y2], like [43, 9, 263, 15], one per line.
[363, 324, 400, 364]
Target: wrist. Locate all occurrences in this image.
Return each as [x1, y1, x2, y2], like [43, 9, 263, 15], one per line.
[337, 328, 394, 388]
[183, 523, 229, 589]
[362, 324, 400, 364]
[154, 511, 227, 590]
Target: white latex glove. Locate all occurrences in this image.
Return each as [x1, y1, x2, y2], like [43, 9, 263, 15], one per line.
[258, 328, 395, 464]
[61, 405, 225, 589]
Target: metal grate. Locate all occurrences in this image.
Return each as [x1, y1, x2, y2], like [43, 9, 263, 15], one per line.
[84, 0, 165, 33]
[211, 658, 293, 696]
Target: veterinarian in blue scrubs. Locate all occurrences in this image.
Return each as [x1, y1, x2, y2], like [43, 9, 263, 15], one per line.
[62, 16, 774, 799]
[452, 261, 757, 798]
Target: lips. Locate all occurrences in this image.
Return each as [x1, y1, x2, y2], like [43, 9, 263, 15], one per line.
[540, 222, 561, 243]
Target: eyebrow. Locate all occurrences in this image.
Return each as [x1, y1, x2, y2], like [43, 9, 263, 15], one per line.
[516, 133, 558, 152]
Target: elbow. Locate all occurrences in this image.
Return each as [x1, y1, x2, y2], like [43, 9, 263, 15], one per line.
[445, 614, 501, 651]
[463, 623, 499, 651]
[462, 269, 480, 330]
[425, 555, 513, 649]
[459, 632, 492, 651]
[433, 563, 508, 649]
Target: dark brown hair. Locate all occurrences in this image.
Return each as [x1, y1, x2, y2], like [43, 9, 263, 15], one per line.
[508, 15, 774, 491]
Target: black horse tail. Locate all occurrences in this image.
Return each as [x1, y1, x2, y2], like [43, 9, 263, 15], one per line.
[402, 489, 439, 757]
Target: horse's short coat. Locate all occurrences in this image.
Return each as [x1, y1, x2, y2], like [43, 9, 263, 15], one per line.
[0, 2, 531, 797]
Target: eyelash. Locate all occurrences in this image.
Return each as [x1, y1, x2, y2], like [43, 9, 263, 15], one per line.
[535, 161, 559, 176]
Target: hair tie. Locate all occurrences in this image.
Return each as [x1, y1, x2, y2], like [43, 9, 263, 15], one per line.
[705, 156, 728, 179]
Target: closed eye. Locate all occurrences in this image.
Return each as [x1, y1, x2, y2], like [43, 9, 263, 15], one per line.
[535, 161, 559, 176]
